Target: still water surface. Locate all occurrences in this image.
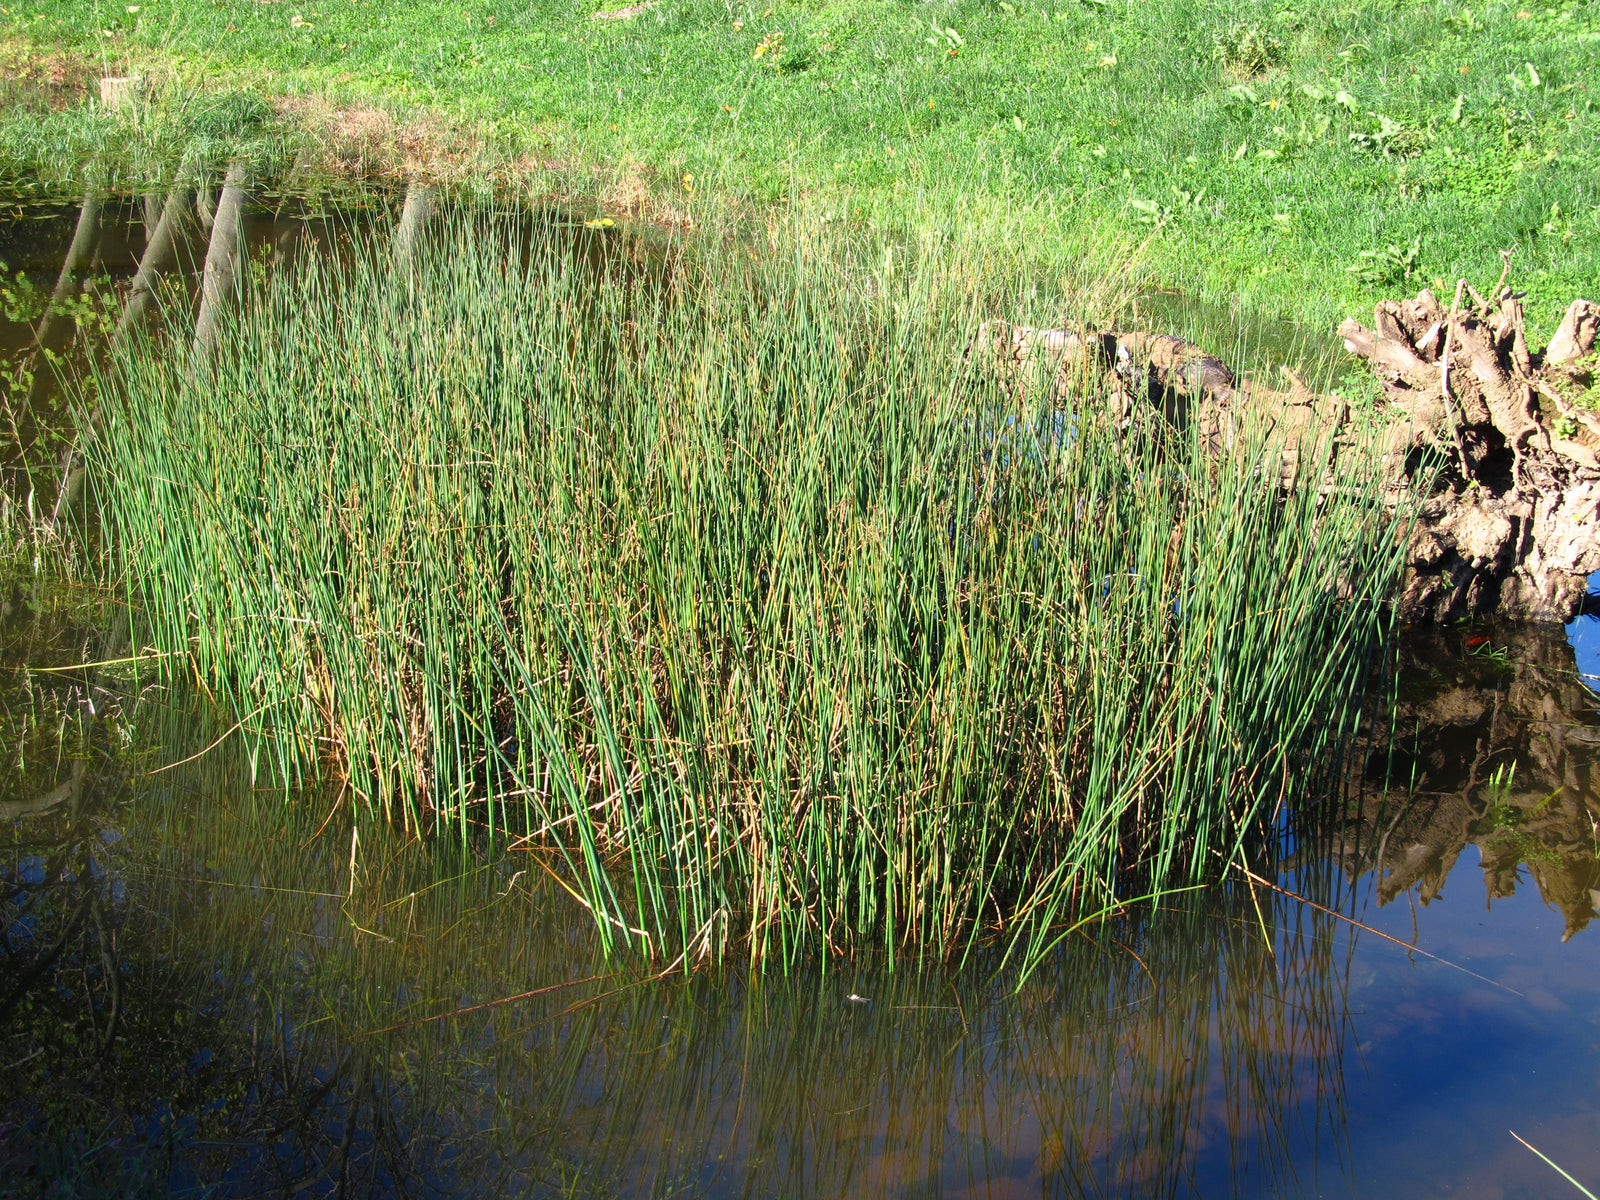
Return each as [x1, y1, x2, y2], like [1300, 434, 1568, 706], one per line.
[1, 195, 1598, 1199]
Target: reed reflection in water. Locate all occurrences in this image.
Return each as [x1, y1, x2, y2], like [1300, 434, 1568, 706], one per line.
[1, 663, 1361, 1198]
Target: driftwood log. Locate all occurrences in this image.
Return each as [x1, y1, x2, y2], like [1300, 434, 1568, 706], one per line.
[981, 281, 1600, 623]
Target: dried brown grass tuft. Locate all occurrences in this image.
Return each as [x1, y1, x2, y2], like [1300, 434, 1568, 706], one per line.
[271, 95, 491, 183]
[0, 36, 98, 107]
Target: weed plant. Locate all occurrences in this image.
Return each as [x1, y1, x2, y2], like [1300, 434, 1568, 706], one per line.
[90, 211, 1405, 968]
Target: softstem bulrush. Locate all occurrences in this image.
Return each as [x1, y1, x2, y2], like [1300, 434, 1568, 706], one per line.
[88, 207, 1409, 973]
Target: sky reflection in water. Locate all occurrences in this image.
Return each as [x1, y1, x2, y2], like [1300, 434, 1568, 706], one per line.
[1566, 570, 1600, 709]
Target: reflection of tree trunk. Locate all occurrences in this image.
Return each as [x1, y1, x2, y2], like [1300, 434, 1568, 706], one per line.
[190, 159, 249, 373]
[0, 889, 94, 1025]
[54, 165, 250, 527]
[19, 184, 102, 434]
[142, 191, 162, 246]
[0, 759, 85, 820]
[392, 182, 432, 269]
[196, 177, 216, 233]
[48, 453, 87, 532]
[90, 898, 121, 1054]
[53, 185, 198, 527]
[0, 618, 129, 821]
[1326, 623, 1600, 937]
[32, 183, 102, 356]
[114, 185, 190, 345]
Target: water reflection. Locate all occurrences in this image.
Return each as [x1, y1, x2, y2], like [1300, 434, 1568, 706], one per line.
[0, 191, 659, 511]
[3, 598, 1596, 1197]
[0, 580, 1354, 1196]
[1330, 622, 1600, 941]
[1119, 288, 1345, 386]
[1567, 570, 1600, 710]
[4, 781, 1360, 1195]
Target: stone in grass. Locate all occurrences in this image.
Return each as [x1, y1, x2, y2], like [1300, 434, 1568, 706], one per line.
[591, 1, 654, 18]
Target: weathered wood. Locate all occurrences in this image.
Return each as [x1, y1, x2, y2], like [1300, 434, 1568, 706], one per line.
[1332, 286, 1598, 620]
[97, 75, 141, 109]
[1337, 316, 1442, 394]
[1545, 299, 1599, 367]
[977, 281, 1600, 623]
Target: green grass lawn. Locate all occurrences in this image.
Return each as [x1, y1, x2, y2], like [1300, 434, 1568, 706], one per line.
[2, 0, 1597, 329]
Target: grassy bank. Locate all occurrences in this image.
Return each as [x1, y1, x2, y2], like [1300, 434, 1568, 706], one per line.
[2, 0, 1597, 329]
[91, 211, 1404, 967]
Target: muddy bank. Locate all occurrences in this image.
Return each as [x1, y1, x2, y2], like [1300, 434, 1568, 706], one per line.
[985, 283, 1600, 623]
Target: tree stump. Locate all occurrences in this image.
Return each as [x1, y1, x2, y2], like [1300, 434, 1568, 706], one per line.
[978, 282, 1600, 623]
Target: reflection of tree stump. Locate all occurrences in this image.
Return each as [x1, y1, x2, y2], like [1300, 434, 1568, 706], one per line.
[1319, 624, 1600, 940]
[979, 281, 1600, 622]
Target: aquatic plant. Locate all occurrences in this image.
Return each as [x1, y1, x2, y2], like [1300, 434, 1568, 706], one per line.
[1513, 1133, 1600, 1200]
[90, 211, 1406, 968]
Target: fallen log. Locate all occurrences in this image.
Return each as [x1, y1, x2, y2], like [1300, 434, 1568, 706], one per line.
[1338, 285, 1600, 621]
[977, 280, 1600, 623]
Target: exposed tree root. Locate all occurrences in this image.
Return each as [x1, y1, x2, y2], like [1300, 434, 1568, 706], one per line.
[979, 282, 1600, 623]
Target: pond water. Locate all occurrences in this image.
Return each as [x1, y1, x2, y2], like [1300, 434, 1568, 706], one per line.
[2, 196, 1598, 1199]
[1119, 288, 1345, 387]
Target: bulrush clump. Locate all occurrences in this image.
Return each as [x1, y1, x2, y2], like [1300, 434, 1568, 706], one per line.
[91, 210, 1407, 970]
